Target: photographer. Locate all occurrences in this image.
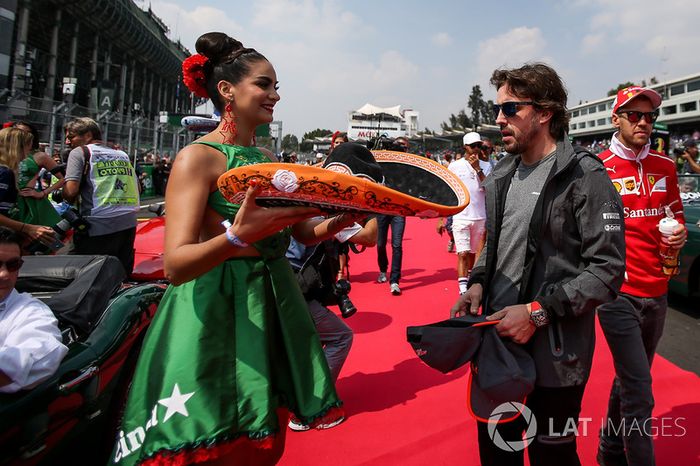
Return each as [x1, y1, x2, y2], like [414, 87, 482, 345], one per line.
[62, 118, 139, 274]
[286, 217, 377, 431]
[680, 139, 700, 174]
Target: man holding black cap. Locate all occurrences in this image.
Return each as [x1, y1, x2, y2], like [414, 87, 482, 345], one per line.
[596, 87, 686, 466]
[450, 63, 626, 466]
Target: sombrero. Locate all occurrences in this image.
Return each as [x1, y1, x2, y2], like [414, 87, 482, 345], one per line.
[217, 143, 469, 218]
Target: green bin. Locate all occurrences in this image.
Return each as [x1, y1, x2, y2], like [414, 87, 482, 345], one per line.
[140, 164, 155, 198]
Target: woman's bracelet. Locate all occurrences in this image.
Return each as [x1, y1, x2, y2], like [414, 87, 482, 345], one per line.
[220, 220, 249, 248]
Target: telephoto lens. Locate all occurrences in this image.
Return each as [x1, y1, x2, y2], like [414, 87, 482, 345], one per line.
[334, 279, 357, 318]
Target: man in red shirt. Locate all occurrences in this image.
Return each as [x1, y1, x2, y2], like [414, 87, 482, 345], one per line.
[597, 87, 687, 466]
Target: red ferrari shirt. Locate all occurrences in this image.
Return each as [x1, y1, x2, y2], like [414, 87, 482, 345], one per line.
[599, 135, 685, 297]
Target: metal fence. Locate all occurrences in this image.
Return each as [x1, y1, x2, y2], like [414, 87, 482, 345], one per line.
[0, 90, 193, 162]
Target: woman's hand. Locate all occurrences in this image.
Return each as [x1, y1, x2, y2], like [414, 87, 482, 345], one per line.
[19, 188, 45, 199]
[231, 184, 321, 243]
[23, 223, 57, 245]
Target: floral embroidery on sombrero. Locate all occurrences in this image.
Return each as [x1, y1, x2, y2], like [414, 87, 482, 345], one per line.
[271, 169, 299, 193]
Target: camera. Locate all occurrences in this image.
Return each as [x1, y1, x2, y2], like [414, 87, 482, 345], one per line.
[673, 146, 686, 156]
[25, 206, 89, 254]
[333, 278, 357, 319]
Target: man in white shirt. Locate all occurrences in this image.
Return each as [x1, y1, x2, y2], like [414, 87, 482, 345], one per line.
[448, 132, 492, 294]
[0, 227, 67, 393]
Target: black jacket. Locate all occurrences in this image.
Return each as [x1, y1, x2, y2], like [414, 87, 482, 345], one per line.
[469, 139, 626, 387]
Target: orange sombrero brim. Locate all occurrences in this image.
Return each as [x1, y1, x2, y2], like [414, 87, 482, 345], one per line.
[217, 160, 469, 218]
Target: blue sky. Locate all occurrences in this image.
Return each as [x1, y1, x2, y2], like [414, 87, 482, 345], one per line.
[144, 0, 700, 138]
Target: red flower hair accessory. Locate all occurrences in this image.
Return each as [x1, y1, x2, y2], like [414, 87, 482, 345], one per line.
[182, 54, 209, 98]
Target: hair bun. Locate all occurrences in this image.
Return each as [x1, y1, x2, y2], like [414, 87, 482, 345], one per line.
[195, 32, 244, 63]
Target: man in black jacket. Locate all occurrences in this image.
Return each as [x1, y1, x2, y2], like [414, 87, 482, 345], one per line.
[450, 63, 626, 466]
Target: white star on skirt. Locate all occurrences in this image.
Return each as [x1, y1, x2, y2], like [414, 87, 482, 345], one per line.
[158, 383, 195, 423]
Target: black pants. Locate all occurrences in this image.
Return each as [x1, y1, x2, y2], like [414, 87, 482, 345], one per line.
[73, 227, 136, 275]
[597, 293, 667, 466]
[476, 385, 586, 466]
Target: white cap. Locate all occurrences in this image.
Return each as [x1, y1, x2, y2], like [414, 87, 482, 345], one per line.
[463, 132, 482, 146]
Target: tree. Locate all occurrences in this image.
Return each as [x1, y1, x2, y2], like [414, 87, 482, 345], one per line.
[302, 128, 333, 140]
[300, 128, 332, 152]
[650, 76, 658, 85]
[607, 81, 636, 96]
[448, 113, 458, 129]
[281, 134, 298, 152]
[468, 85, 485, 127]
[481, 99, 496, 125]
[457, 109, 471, 129]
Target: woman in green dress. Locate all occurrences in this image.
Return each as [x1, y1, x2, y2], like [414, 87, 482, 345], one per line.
[111, 32, 357, 466]
[13, 121, 64, 227]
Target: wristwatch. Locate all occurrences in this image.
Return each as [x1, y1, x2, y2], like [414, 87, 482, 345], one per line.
[528, 301, 550, 328]
[476, 169, 484, 176]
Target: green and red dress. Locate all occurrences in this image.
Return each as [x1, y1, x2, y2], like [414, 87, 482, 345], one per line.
[111, 143, 341, 466]
[14, 153, 61, 227]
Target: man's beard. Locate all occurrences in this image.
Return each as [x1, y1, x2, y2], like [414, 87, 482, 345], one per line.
[503, 115, 540, 155]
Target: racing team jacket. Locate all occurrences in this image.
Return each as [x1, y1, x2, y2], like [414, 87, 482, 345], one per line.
[599, 134, 685, 298]
[469, 139, 626, 387]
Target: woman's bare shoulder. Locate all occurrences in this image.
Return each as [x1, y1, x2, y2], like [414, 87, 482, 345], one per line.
[257, 147, 278, 162]
[172, 143, 225, 175]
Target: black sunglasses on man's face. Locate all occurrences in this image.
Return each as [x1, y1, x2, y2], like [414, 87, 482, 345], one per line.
[492, 101, 536, 118]
[617, 110, 659, 124]
[0, 258, 23, 272]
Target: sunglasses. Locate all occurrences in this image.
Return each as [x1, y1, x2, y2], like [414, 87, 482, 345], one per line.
[492, 101, 536, 118]
[467, 143, 483, 149]
[0, 258, 23, 272]
[617, 110, 659, 124]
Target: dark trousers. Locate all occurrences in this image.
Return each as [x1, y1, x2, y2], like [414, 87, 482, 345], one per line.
[597, 293, 667, 466]
[73, 227, 137, 275]
[376, 215, 405, 284]
[307, 299, 353, 382]
[476, 385, 586, 466]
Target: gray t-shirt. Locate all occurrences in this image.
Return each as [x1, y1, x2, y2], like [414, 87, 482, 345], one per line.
[65, 145, 137, 236]
[487, 151, 557, 311]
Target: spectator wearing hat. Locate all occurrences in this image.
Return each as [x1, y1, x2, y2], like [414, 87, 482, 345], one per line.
[447, 131, 492, 295]
[597, 87, 687, 466]
[680, 139, 699, 174]
[451, 63, 625, 466]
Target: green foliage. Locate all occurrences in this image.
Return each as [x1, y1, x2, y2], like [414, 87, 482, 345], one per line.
[468, 85, 484, 127]
[281, 134, 299, 151]
[607, 81, 636, 96]
[299, 128, 332, 152]
[457, 109, 471, 129]
[302, 128, 333, 140]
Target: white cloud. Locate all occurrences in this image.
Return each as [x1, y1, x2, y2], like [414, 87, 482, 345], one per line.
[148, 0, 387, 136]
[581, 33, 604, 55]
[476, 27, 547, 78]
[250, 0, 366, 41]
[581, 0, 700, 77]
[149, 2, 244, 50]
[475, 27, 549, 95]
[432, 32, 452, 47]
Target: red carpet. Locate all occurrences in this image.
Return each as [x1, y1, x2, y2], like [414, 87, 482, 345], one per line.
[281, 217, 700, 466]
